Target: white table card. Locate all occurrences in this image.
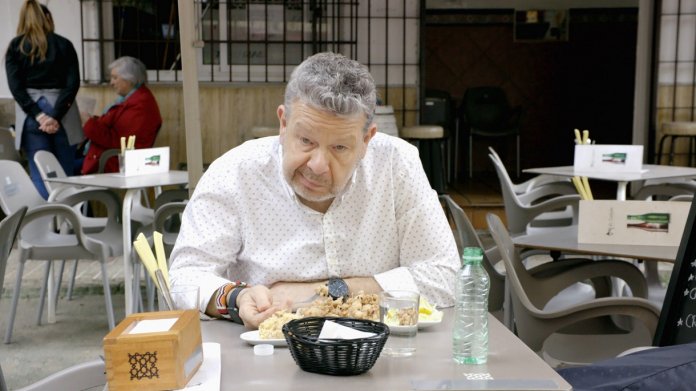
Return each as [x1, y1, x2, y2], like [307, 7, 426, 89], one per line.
[574, 144, 644, 173]
[122, 146, 170, 176]
[578, 200, 690, 246]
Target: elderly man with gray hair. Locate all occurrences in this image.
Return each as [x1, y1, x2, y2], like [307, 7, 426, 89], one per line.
[80, 56, 162, 174]
[169, 52, 459, 328]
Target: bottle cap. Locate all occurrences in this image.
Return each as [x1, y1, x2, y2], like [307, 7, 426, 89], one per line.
[254, 344, 274, 356]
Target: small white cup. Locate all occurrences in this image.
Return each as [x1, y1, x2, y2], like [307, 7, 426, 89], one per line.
[170, 285, 199, 311]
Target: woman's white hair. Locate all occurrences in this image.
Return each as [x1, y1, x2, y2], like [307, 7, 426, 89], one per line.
[109, 56, 147, 85]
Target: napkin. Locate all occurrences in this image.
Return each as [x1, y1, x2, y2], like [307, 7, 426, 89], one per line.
[174, 342, 221, 390]
[318, 320, 376, 340]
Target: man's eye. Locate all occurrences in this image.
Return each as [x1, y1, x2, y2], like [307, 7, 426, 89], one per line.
[335, 145, 347, 151]
[300, 137, 312, 145]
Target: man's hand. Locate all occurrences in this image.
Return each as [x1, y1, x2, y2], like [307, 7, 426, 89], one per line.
[237, 285, 291, 329]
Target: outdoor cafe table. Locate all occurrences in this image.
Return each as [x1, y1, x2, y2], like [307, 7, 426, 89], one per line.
[523, 164, 696, 201]
[202, 309, 572, 391]
[45, 170, 189, 316]
[513, 226, 679, 262]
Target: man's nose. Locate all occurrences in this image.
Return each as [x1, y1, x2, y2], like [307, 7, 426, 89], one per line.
[306, 148, 329, 175]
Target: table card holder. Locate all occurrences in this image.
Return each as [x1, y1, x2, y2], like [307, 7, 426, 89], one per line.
[121, 146, 170, 177]
[578, 200, 690, 246]
[103, 310, 203, 390]
[574, 144, 644, 173]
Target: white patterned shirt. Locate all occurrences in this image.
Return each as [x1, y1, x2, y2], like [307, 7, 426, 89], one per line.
[169, 133, 460, 310]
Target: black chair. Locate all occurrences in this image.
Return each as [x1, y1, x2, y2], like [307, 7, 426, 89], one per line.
[459, 86, 522, 178]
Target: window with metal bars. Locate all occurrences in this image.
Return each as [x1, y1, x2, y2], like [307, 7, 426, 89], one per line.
[79, 0, 421, 127]
[79, 0, 361, 83]
[655, 0, 696, 124]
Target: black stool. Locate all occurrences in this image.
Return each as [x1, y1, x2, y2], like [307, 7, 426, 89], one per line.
[401, 125, 446, 193]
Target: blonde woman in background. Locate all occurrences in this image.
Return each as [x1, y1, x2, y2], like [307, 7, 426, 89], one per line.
[5, 0, 82, 198]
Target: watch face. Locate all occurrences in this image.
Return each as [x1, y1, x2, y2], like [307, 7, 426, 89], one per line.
[328, 278, 349, 299]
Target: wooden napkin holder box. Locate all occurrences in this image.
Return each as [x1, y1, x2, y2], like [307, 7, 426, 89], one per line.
[103, 310, 203, 391]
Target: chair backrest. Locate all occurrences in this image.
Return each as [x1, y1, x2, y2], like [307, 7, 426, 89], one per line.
[461, 86, 512, 131]
[422, 89, 454, 132]
[486, 212, 559, 350]
[98, 148, 120, 174]
[439, 195, 505, 312]
[33, 150, 67, 196]
[488, 154, 532, 235]
[0, 161, 46, 215]
[0, 207, 26, 391]
[633, 182, 696, 201]
[488, 153, 579, 236]
[154, 201, 188, 259]
[16, 359, 106, 391]
[0, 207, 27, 296]
[0, 127, 21, 162]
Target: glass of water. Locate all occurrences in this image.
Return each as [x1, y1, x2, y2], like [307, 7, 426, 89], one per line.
[379, 290, 420, 357]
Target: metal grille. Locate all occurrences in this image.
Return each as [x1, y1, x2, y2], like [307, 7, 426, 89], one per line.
[79, 0, 420, 126]
[655, 0, 696, 123]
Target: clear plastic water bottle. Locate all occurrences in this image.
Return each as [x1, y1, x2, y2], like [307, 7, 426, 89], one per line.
[453, 246, 490, 364]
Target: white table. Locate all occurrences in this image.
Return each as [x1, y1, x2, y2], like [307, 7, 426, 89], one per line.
[513, 226, 678, 262]
[524, 164, 696, 200]
[202, 310, 572, 391]
[46, 170, 189, 315]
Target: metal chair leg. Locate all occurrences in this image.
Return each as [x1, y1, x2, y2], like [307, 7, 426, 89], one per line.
[657, 135, 668, 165]
[54, 260, 66, 308]
[4, 260, 25, 344]
[100, 258, 115, 330]
[37, 262, 51, 325]
[67, 260, 78, 300]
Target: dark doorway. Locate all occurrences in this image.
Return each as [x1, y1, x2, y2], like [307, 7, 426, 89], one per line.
[423, 8, 638, 181]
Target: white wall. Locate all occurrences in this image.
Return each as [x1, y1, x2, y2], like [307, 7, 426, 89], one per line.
[0, 0, 83, 98]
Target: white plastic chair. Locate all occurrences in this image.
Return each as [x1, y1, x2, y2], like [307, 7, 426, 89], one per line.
[34, 150, 116, 300]
[0, 207, 27, 391]
[0, 127, 21, 163]
[0, 161, 121, 343]
[487, 212, 660, 366]
[488, 147, 573, 195]
[16, 359, 106, 391]
[489, 152, 580, 237]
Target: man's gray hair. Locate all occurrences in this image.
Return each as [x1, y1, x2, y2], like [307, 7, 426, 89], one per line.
[284, 52, 376, 131]
[109, 56, 148, 85]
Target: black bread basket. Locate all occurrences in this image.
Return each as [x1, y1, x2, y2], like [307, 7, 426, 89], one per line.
[282, 317, 390, 376]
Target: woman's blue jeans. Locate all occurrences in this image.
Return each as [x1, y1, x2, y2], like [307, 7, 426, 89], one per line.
[21, 117, 75, 199]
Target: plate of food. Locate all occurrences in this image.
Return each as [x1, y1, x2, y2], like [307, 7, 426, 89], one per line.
[418, 297, 444, 329]
[240, 330, 287, 347]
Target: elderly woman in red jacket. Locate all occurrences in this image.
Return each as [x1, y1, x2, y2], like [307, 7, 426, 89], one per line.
[80, 56, 162, 174]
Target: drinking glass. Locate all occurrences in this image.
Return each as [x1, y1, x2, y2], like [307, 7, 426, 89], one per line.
[379, 290, 420, 357]
[169, 285, 199, 311]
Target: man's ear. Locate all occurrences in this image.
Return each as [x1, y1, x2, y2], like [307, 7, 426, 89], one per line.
[277, 104, 287, 140]
[360, 123, 377, 158]
[364, 123, 377, 143]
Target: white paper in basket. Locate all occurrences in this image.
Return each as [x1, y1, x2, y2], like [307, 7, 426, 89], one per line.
[317, 320, 376, 340]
